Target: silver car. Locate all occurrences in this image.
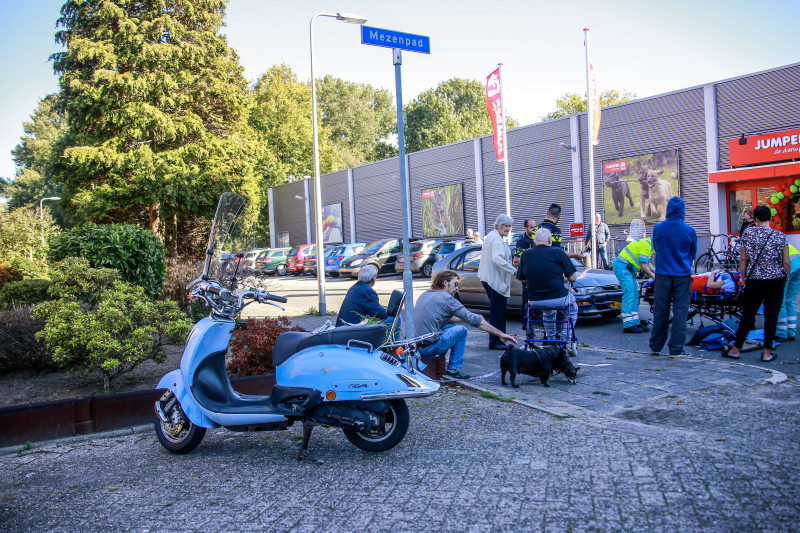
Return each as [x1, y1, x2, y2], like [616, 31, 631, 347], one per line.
[395, 239, 446, 278]
[431, 245, 623, 317]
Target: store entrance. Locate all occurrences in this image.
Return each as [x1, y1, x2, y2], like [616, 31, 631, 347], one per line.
[727, 176, 800, 235]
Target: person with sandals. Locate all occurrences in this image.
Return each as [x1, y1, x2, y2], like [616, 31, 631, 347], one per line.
[724, 204, 792, 362]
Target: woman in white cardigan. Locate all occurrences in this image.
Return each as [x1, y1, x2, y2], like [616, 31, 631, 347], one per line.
[478, 214, 517, 349]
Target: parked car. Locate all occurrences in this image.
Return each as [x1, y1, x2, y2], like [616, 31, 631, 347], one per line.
[339, 237, 419, 278]
[431, 244, 622, 317]
[395, 239, 447, 278]
[434, 239, 470, 265]
[303, 246, 337, 276]
[286, 244, 317, 276]
[254, 248, 290, 276]
[239, 248, 270, 271]
[325, 243, 368, 277]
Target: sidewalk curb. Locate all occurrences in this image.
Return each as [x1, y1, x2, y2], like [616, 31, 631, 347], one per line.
[0, 424, 152, 457]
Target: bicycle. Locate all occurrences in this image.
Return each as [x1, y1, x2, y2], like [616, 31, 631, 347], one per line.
[694, 234, 740, 274]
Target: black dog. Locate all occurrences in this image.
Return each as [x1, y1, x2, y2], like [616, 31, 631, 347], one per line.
[500, 346, 580, 388]
[603, 172, 634, 218]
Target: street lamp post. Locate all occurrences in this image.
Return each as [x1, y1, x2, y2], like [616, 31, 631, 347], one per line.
[39, 196, 60, 244]
[309, 12, 367, 315]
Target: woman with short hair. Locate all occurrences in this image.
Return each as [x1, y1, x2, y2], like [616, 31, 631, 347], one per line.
[725, 204, 791, 362]
[478, 214, 517, 350]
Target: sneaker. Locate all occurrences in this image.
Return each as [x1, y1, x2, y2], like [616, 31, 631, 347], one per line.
[624, 325, 644, 333]
[444, 369, 471, 379]
[670, 349, 692, 356]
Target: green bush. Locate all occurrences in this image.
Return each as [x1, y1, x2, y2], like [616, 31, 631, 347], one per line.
[33, 259, 192, 389]
[0, 305, 53, 372]
[0, 208, 59, 280]
[0, 280, 52, 307]
[48, 223, 167, 297]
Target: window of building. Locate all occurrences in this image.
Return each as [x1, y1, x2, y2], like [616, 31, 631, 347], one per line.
[278, 232, 289, 248]
[729, 190, 751, 235]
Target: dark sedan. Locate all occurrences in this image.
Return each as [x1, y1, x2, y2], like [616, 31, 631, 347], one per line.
[431, 245, 622, 317]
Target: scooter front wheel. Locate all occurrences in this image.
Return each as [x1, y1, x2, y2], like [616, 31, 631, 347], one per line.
[343, 399, 409, 452]
[154, 401, 206, 454]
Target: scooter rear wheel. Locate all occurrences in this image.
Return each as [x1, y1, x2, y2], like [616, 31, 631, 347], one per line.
[154, 403, 206, 454]
[343, 399, 409, 452]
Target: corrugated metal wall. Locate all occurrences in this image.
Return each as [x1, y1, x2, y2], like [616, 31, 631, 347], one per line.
[482, 118, 573, 232]
[408, 139, 476, 239]
[352, 157, 403, 244]
[271, 180, 308, 247]
[717, 63, 800, 168]
[579, 87, 708, 239]
[309, 169, 352, 244]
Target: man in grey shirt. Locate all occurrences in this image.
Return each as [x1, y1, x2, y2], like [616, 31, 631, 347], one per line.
[416, 270, 518, 379]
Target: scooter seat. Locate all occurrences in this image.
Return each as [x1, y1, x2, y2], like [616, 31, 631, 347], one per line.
[273, 324, 386, 366]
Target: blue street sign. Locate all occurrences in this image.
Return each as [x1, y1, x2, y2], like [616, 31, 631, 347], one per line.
[360, 26, 430, 54]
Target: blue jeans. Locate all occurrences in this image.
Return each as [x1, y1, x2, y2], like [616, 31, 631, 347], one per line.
[417, 325, 468, 371]
[597, 246, 609, 270]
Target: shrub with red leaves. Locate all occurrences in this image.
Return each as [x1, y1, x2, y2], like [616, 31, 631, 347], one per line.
[227, 317, 306, 377]
[0, 264, 23, 289]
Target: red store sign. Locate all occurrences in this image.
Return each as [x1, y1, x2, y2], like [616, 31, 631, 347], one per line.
[603, 161, 627, 173]
[569, 223, 584, 238]
[730, 128, 800, 167]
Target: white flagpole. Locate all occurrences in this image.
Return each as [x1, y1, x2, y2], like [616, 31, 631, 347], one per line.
[499, 63, 511, 220]
[584, 29, 598, 269]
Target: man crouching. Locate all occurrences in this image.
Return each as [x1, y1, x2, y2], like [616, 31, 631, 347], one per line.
[416, 270, 518, 379]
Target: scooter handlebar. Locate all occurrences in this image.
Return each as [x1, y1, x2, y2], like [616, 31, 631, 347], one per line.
[269, 294, 288, 303]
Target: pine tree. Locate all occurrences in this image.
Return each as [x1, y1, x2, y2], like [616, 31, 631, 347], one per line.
[51, 0, 259, 255]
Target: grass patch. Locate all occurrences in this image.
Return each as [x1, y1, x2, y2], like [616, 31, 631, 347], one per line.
[667, 394, 678, 398]
[645, 368, 666, 372]
[605, 357, 618, 360]
[481, 390, 515, 403]
[305, 306, 338, 316]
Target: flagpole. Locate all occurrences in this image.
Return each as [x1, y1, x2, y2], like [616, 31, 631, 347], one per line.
[499, 63, 511, 220]
[583, 28, 598, 269]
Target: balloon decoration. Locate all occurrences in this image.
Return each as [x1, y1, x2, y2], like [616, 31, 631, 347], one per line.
[765, 177, 800, 232]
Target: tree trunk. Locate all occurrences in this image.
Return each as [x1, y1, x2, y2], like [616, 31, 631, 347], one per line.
[165, 213, 178, 258]
[102, 373, 110, 391]
[149, 204, 160, 234]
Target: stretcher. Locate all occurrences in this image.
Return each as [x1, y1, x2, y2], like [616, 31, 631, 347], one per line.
[640, 272, 743, 328]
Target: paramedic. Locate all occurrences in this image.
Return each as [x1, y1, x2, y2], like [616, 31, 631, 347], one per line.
[612, 237, 655, 333]
[776, 244, 800, 341]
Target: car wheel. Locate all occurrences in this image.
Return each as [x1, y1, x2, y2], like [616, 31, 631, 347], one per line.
[421, 262, 433, 278]
[276, 264, 287, 276]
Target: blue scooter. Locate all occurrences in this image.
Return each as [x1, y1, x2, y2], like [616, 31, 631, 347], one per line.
[154, 193, 439, 457]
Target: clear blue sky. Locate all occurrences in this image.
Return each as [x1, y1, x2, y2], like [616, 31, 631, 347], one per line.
[1, 0, 798, 179]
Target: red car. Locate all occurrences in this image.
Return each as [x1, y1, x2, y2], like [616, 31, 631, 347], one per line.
[286, 244, 317, 276]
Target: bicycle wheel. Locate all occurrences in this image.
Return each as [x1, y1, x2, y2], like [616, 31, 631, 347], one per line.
[694, 252, 714, 274]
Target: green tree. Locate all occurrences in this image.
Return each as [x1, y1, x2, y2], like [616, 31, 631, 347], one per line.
[50, 0, 259, 255]
[0, 208, 59, 280]
[248, 63, 340, 245]
[404, 78, 520, 153]
[1, 95, 74, 228]
[315, 75, 397, 167]
[540, 89, 637, 121]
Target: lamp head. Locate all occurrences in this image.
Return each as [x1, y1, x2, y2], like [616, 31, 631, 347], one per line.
[336, 13, 367, 24]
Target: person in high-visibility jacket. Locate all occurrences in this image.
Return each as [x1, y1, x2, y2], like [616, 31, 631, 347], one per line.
[612, 237, 656, 333]
[776, 244, 800, 341]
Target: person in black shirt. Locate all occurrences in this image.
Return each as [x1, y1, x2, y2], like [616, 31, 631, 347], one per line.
[534, 203, 584, 261]
[518, 228, 579, 339]
[738, 208, 754, 236]
[513, 219, 536, 329]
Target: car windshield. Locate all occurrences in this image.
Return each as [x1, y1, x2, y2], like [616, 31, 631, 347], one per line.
[571, 258, 586, 268]
[288, 247, 299, 257]
[439, 243, 455, 255]
[363, 241, 384, 255]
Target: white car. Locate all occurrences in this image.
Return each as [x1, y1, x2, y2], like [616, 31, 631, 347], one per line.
[240, 248, 270, 271]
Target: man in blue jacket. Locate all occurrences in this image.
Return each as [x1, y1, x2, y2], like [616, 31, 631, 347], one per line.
[650, 197, 698, 355]
[336, 265, 389, 327]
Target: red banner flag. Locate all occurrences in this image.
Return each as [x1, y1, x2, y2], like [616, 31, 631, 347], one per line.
[485, 67, 505, 162]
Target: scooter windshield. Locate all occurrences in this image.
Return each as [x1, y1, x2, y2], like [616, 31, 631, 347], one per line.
[203, 192, 247, 282]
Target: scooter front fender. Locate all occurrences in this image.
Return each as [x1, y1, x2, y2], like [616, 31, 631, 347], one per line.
[157, 370, 220, 429]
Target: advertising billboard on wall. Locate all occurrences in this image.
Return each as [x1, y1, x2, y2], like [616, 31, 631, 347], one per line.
[601, 149, 680, 225]
[321, 202, 344, 244]
[421, 183, 465, 238]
